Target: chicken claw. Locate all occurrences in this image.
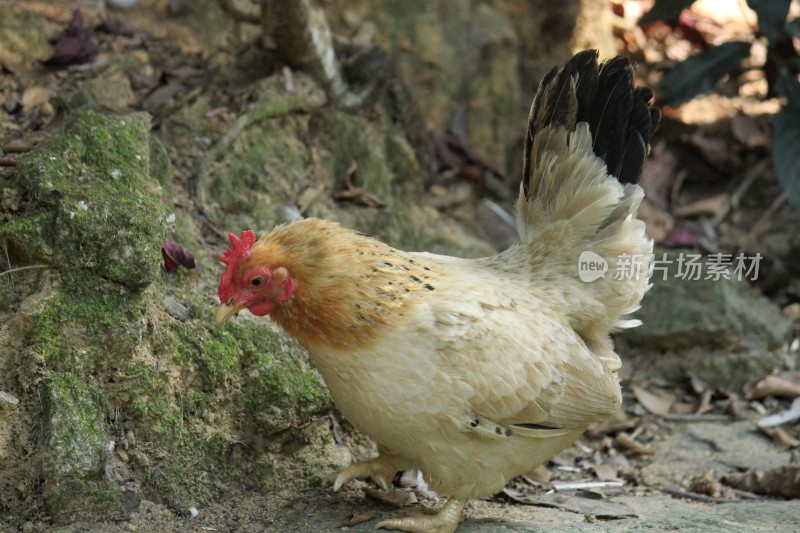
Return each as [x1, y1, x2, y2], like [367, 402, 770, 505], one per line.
[327, 453, 403, 492]
[376, 498, 466, 533]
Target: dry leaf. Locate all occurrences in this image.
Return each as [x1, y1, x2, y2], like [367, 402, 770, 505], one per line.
[337, 511, 378, 527]
[593, 463, 619, 482]
[363, 487, 417, 509]
[696, 388, 715, 415]
[745, 375, 800, 400]
[632, 385, 672, 416]
[503, 488, 637, 518]
[758, 398, 800, 428]
[615, 432, 655, 456]
[689, 471, 731, 498]
[759, 425, 800, 449]
[45, 10, 98, 66]
[722, 465, 800, 499]
[162, 239, 196, 273]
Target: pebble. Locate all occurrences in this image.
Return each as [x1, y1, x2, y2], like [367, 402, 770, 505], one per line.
[0, 391, 19, 410]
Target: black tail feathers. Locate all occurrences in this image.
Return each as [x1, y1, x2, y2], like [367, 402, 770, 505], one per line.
[523, 50, 661, 195]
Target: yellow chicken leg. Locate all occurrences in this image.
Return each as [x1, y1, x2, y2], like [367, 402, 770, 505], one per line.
[327, 451, 403, 492]
[376, 498, 466, 533]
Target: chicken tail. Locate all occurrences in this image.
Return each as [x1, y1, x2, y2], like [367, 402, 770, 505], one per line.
[515, 50, 660, 358]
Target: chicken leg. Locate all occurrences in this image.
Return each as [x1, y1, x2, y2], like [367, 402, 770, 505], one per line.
[376, 498, 466, 533]
[328, 451, 404, 491]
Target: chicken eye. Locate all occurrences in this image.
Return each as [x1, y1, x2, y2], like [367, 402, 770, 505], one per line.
[249, 277, 265, 287]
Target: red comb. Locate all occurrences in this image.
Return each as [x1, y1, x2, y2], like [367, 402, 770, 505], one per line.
[219, 230, 256, 266]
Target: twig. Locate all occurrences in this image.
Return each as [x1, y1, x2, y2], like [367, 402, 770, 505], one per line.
[663, 486, 743, 504]
[551, 481, 625, 492]
[0, 157, 16, 167]
[0, 264, 50, 277]
[659, 413, 734, 422]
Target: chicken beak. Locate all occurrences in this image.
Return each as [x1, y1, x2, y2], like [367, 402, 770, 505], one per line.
[215, 303, 244, 325]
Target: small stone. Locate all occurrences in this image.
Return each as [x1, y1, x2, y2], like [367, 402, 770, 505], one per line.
[0, 391, 19, 410]
[188, 507, 199, 518]
[21, 86, 49, 112]
[163, 296, 191, 321]
[85, 75, 135, 113]
[22, 522, 34, 533]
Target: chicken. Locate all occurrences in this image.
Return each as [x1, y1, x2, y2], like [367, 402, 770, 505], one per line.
[215, 50, 660, 533]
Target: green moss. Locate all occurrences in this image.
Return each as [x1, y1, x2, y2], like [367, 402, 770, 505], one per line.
[149, 135, 172, 186]
[4, 110, 166, 289]
[31, 279, 146, 371]
[312, 110, 395, 200]
[247, 73, 327, 121]
[42, 373, 108, 479]
[43, 479, 125, 524]
[203, 115, 310, 231]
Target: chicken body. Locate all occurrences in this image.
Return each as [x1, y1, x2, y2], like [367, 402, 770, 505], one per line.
[308, 248, 616, 501]
[216, 50, 660, 532]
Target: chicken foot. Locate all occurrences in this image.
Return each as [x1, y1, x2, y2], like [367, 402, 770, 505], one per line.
[328, 451, 404, 492]
[376, 498, 466, 533]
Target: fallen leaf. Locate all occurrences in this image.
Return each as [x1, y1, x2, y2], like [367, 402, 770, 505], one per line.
[632, 385, 672, 416]
[759, 425, 800, 449]
[722, 465, 800, 499]
[695, 388, 714, 415]
[745, 375, 800, 400]
[689, 471, 732, 498]
[593, 463, 619, 482]
[757, 398, 800, 428]
[503, 488, 637, 518]
[45, 10, 98, 66]
[337, 511, 378, 527]
[162, 239, 196, 273]
[615, 432, 655, 456]
[363, 487, 417, 508]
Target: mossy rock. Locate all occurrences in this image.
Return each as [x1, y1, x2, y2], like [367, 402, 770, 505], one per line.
[2, 111, 166, 289]
[0, 108, 338, 525]
[40, 373, 126, 522]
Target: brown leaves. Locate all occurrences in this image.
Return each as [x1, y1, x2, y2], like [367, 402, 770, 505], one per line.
[45, 10, 98, 67]
[722, 465, 800, 499]
[632, 385, 672, 416]
[162, 239, 196, 273]
[745, 374, 800, 400]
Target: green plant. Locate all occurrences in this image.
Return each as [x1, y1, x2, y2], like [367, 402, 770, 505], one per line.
[641, 0, 800, 212]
